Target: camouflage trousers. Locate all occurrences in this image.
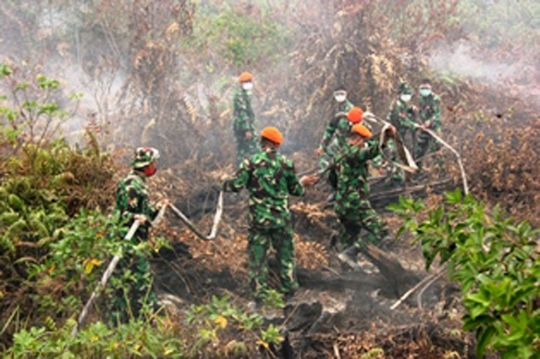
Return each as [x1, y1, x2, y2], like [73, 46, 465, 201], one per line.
[386, 127, 416, 181]
[108, 249, 157, 324]
[415, 129, 441, 170]
[247, 226, 298, 301]
[236, 139, 260, 166]
[336, 199, 389, 249]
[318, 142, 341, 191]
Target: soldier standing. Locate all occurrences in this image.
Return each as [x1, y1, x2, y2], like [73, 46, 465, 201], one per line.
[332, 124, 395, 267]
[386, 81, 417, 183]
[222, 127, 316, 307]
[317, 85, 355, 171]
[416, 79, 442, 170]
[233, 72, 260, 166]
[112, 147, 166, 323]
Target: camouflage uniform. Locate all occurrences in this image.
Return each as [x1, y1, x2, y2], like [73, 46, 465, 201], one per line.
[111, 150, 159, 323]
[386, 91, 417, 181]
[318, 100, 355, 193]
[318, 99, 354, 172]
[233, 87, 259, 166]
[333, 141, 390, 249]
[416, 92, 442, 168]
[222, 147, 304, 301]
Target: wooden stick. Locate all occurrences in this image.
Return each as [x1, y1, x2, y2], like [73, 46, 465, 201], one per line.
[390, 265, 446, 310]
[368, 179, 452, 201]
[417, 269, 446, 310]
[207, 191, 224, 240]
[168, 191, 224, 241]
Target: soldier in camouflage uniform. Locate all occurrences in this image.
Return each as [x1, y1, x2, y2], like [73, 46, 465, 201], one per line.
[415, 79, 442, 170]
[233, 72, 260, 166]
[386, 81, 417, 182]
[331, 124, 395, 267]
[320, 106, 366, 196]
[111, 147, 165, 323]
[222, 127, 316, 305]
[317, 85, 355, 172]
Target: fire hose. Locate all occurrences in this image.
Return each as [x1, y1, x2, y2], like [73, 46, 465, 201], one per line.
[410, 123, 469, 195]
[362, 112, 418, 175]
[73, 190, 224, 335]
[168, 190, 224, 241]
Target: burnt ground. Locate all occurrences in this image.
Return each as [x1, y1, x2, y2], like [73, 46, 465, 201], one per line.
[148, 166, 483, 359]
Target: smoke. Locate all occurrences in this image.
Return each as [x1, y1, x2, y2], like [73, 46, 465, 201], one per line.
[429, 41, 517, 83]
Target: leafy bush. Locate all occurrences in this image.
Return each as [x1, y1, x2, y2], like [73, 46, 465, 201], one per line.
[0, 67, 117, 350]
[7, 319, 186, 358]
[390, 190, 540, 358]
[186, 294, 284, 357]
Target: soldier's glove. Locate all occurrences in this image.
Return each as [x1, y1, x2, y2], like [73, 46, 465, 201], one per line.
[133, 214, 148, 224]
[156, 199, 169, 210]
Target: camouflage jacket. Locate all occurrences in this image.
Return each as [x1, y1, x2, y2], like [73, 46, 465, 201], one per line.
[233, 87, 256, 141]
[115, 171, 157, 231]
[320, 100, 354, 150]
[418, 94, 441, 131]
[387, 98, 417, 134]
[222, 147, 304, 230]
[333, 141, 381, 216]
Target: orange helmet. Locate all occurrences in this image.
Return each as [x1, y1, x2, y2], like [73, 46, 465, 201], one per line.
[261, 127, 283, 145]
[239, 72, 253, 83]
[351, 124, 372, 139]
[347, 107, 363, 124]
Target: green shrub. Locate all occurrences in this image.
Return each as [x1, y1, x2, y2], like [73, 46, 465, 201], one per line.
[390, 190, 540, 358]
[8, 319, 186, 358]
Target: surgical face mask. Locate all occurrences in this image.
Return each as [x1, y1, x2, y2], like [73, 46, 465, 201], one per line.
[242, 82, 253, 91]
[143, 163, 157, 177]
[334, 94, 346, 103]
[400, 94, 412, 102]
[419, 88, 431, 97]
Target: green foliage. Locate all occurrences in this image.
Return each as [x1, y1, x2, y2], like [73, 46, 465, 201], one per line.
[390, 190, 540, 358]
[8, 319, 185, 358]
[190, 5, 291, 67]
[260, 323, 283, 346]
[186, 295, 264, 332]
[186, 295, 285, 354]
[1, 124, 114, 350]
[0, 63, 80, 147]
[262, 288, 286, 309]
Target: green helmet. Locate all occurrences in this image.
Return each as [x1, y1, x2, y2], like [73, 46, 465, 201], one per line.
[132, 147, 160, 169]
[397, 81, 412, 94]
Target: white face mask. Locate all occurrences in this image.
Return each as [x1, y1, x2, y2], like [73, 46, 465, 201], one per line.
[419, 88, 431, 97]
[400, 94, 412, 102]
[242, 82, 253, 91]
[334, 94, 346, 103]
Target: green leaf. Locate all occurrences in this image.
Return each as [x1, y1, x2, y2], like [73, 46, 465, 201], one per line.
[0, 63, 13, 78]
[445, 188, 462, 204]
[476, 326, 496, 358]
[462, 314, 494, 331]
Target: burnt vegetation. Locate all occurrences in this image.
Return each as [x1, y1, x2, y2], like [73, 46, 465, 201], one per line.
[0, 0, 538, 358]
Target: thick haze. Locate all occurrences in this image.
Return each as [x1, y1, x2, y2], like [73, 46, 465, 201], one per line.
[1, 0, 538, 149]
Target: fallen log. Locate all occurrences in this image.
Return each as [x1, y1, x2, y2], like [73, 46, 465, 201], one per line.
[359, 243, 419, 297]
[369, 179, 453, 202]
